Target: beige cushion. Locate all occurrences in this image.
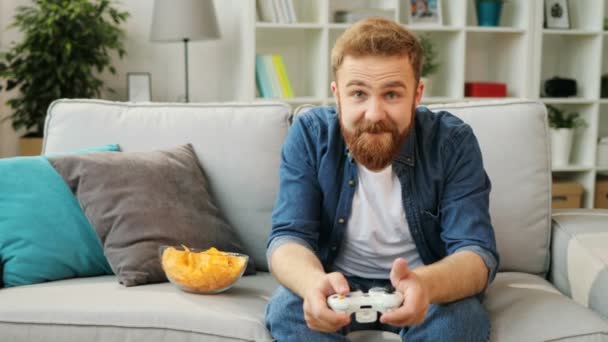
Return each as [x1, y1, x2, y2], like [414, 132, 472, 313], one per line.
[2, 272, 606, 342]
[0, 274, 276, 341]
[44, 100, 291, 271]
[485, 272, 608, 341]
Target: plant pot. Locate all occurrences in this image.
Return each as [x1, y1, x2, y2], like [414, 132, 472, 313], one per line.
[550, 128, 574, 167]
[19, 136, 43, 156]
[476, 1, 503, 27]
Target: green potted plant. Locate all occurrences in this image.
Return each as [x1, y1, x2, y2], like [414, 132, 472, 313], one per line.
[475, 0, 505, 27]
[0, 0, 129, 155]
[546, 104, 586, 167]
[419, 34, 439, 96]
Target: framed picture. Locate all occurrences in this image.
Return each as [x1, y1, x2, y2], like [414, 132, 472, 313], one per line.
[127, 72, 151, 102]
[545, 0, 570, 29]
[408, 0, 442, 26]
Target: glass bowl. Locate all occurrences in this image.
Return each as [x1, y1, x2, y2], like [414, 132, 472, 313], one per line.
[159, 245, 248, 294]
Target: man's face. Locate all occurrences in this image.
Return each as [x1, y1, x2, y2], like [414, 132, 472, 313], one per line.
[331, 55, 424, 171]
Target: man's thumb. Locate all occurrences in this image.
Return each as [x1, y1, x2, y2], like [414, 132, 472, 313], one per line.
[328, 272, 350, 295]
[390, 258, 410, 286]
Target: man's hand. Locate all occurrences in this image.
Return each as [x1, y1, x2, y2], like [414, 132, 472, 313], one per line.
[302, 272, 352, 332]
[380, 258, 429, 327]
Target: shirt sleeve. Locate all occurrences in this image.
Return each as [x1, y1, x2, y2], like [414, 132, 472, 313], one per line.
[266, 115, 323, 267]
[440, 124, 500, 289]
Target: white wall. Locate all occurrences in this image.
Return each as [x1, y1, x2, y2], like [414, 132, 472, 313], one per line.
[0, 0, 245, 157]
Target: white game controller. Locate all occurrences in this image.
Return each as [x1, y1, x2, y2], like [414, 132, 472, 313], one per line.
[327, 287, 404, 323]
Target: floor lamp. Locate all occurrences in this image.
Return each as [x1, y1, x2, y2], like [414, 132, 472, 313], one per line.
[150, 0, 220, 102]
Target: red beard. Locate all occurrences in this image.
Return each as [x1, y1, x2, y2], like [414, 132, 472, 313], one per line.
[339, 102, 413, 171]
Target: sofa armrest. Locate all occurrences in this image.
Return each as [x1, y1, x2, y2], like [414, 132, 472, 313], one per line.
[550, 209, 608, 319]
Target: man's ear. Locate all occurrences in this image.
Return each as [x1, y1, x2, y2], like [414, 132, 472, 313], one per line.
[331, 81, 339, 103]
[414, 80, 424, 107]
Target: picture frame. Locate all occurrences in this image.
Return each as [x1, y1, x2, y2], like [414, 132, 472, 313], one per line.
[545, 0, 570, 29]
[408, 0, 442, 26]
[127, 72, 152, 102]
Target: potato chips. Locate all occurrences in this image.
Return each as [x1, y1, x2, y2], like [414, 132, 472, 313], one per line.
[161, 246, 248, 293]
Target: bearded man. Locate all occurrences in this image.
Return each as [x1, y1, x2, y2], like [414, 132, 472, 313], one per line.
[265, 17, 499, 342]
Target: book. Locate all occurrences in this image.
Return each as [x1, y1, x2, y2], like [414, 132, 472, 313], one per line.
[256, 0, 276, 22]
[263, 54, 283, 98]
[272, 54, 294, 98]
[255, 54, 273, 98]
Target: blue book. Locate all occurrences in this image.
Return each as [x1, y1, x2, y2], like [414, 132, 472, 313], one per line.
[255, 54, 273, 98]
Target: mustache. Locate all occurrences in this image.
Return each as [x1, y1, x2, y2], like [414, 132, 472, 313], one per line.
[355, 119, 398, 135]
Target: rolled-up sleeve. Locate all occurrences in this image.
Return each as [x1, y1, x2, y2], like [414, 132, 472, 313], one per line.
[266, 115, 323, 267]
[440, 125, 500, 288]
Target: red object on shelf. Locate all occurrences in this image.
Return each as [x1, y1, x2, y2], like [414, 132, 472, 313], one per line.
[465, 82, 507, 97]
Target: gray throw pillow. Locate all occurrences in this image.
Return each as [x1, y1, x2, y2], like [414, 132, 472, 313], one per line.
[48, 144, 254, 286]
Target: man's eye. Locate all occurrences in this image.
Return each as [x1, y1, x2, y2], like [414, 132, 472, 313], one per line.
[352, 91, 365, 98]
[386, 92, 399, 99]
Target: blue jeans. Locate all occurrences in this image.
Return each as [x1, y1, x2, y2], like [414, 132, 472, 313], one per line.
[265, 276, 490, 341]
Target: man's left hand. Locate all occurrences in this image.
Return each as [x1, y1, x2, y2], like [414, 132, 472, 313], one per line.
[379, 258, 429, 327]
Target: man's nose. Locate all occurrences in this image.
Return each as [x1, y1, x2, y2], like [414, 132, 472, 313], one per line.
[365, 97, 386, 123]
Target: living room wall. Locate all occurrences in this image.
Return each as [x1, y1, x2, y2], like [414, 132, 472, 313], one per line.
[0, 0, 245, 157]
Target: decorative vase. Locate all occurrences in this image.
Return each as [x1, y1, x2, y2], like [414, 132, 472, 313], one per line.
[550, 128, 574, 167]
[476, 1, 503, 27]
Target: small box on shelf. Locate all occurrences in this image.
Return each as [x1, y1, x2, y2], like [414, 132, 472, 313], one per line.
[552, 181, 584, 208]
[465, 82, 507, 97]
[594, 178, 608, 208]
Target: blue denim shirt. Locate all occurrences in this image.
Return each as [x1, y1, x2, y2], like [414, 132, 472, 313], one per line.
[267, 106, 499, 285]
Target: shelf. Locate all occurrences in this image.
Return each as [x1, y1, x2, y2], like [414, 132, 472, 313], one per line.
[256, 22, 323, 29]
[465, 26, 526, 34]
[406, 25, 463, 33]
[284, 96, 321, 104]
[465, 31, 529, 98]
[255, 96, 321, 104]
[464, 97, 519, 102]
[326, 23, 460, 31]
[543, 29, 602, 36]
[421, 96, 461, 104]
[600, 99, 608, 104]
[541, 97, 596, 104]
[552, 166, 594, 172]
[540, 34, 602, 100]
[327, 23, 349, 30]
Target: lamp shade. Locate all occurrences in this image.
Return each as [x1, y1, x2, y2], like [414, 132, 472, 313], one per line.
[150, 0, 220, 42]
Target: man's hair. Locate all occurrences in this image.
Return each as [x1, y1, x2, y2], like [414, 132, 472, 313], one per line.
[331, 17, 424, 82]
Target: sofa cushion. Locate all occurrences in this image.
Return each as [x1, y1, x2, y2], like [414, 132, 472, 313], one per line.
[44, 100, 291, 271]
[550, 209, 608, 319]
[0, 273, 277, 341]
[429, 101, 551, 275]
[0, 145, 119, 288]
[1, 272, 606, 342]
[48, 144, 253, 286]
[485, 272, 608, 341]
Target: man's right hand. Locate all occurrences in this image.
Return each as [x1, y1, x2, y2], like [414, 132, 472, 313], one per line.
[302, 272, 352, 332]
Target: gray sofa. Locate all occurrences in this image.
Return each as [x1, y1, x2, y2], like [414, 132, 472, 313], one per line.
[0, 99, 606, 341]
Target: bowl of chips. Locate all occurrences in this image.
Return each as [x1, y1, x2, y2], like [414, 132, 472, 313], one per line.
[160, 245, 248, 294]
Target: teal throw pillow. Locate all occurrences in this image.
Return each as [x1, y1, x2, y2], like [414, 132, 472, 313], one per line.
[0, 144, 119, 287]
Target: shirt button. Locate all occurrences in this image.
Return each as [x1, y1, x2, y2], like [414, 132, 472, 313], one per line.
[348, 179, 355, 187]
[338, 218, 345, 224]
[331, 246, 338, 251]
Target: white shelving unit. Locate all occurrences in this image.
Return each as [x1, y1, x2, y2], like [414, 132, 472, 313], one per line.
[531, 0, 608, 208]
[236, 0, 608, 207]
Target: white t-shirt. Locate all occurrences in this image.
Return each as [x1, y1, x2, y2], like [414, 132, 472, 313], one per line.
[332, 164, 423, 279]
